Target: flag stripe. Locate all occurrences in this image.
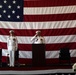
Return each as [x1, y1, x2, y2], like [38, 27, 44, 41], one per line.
[24, 0, 76, 7]
[0, 28, 76, 36]
[24, 6, 76, 15]
[2, 49, 76, 58]
[24, 13, 76, 22]
[0, 20, 76, 29]
[0, 35, 76, 44]
[1, 42, 76, 51]
[2, 56, 76, 64]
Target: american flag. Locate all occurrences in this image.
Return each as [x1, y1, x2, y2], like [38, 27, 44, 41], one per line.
[0, 0, 76, 64]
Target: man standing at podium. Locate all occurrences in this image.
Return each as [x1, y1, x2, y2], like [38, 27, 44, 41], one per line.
[7, 30, 18, 67]
[31, 30, 45, 44]
[31, 31, 46, 66]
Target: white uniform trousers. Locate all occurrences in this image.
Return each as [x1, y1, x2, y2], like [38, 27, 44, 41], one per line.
[8, 50, 15, 67]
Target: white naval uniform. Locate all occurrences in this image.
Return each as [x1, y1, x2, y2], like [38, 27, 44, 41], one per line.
[31, 35, 45, 44]
[7, 36, 18, 67]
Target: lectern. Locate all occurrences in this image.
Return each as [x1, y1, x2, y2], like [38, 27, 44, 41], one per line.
[32, 44, 46, 66]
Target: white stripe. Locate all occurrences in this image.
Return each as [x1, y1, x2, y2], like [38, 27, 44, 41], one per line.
[2, 49, 76, 58]
[0, 35, 76, 44]
[24, 5, 76, 15]
[0, 20, 76, 29]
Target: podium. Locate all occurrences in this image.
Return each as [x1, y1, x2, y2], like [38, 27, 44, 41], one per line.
[32, 44, 46, 66]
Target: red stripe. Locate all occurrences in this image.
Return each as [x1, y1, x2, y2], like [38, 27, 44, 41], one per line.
[24, 0, 76, 7]
[46, 43, 76, 50]
[1, 42, 76, 51]
[46, 57, 76, 64]
[24, 13, 76, 22]
[19, 57, 76, 64]
[0, 28, 76, 36]
[2, 56, 76, 64]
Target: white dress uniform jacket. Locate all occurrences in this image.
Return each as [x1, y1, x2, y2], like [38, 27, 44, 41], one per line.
[7, 36, 18, 67]
[31, 35, 45, 44]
